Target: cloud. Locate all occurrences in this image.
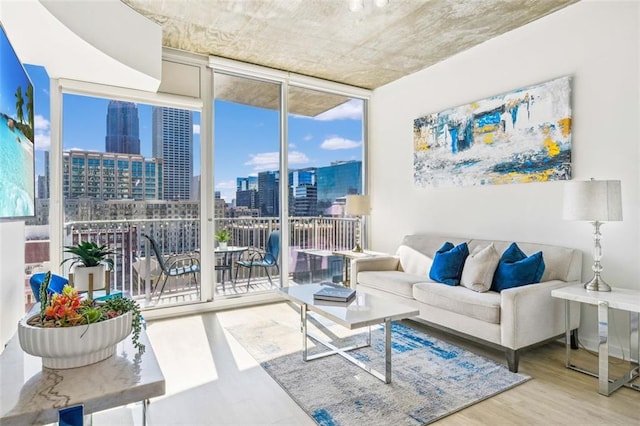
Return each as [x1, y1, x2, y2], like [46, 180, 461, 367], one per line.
[245, 151, 310, 172]
[34, 114, 50, 151]
[303, 134, 313, 141]
[289, 143, 297, 149]
[215, 180, 236, 190]
[215, 179, 237, 201]
[313, 99, 363, 121]
[193, 124, 200, 135]
[320, 137, 362, 150]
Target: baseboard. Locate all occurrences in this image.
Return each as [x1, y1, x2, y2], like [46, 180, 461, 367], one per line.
[575, 335, 628, 361]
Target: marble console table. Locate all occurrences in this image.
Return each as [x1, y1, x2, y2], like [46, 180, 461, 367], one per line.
[0, 325, 165, 425]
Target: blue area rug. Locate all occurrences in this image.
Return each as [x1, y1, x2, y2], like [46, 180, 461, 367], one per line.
[228, 319, 530, 425]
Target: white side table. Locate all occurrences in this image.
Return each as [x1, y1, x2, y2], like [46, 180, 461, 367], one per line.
[332, 250, 387, 287]
[551, 284, 639, 396]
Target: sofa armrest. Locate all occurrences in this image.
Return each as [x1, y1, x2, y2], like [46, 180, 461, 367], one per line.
[500, 280, 581, 350]
[351, 256, 400, 282]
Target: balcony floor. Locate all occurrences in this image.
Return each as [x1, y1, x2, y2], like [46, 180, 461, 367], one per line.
[144, 277, 282, 307]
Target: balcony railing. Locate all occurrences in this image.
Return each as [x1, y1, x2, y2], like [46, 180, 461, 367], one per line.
[49, 216, 357, 308]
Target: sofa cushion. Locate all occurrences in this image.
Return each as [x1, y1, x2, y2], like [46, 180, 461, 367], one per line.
[396, 245, 433, 275]
[358, 270, 432, 299]
[413, 282, 501, 324]
[429, 242, 469, 286]
[461, 243, 500, 292]
[492, 243, 545, 292]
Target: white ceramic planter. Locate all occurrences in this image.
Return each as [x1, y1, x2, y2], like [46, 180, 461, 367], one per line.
[218, 241, 228, 250]
[18, 311, 132, 369]
[72, 264, 106, 292]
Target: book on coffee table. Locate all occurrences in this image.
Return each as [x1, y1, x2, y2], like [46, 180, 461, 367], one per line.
[313, 286, 356, 303]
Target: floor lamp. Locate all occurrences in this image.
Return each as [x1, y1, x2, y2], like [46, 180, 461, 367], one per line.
[563, 179, 622, 292]
[346, 195, 371, 253]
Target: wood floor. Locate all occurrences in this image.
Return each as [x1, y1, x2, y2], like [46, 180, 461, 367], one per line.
[93, 301, 639, 425]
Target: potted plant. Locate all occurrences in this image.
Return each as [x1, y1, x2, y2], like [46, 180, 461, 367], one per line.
[18, 272, 144, 369]
[216, 229, 231, 250]
[61, 241, 117, 295]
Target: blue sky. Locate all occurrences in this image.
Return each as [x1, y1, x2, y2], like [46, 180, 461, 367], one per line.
[24, 64, 363, 202]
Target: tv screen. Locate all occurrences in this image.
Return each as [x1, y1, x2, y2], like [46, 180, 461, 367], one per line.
[0, 21, 35, 219]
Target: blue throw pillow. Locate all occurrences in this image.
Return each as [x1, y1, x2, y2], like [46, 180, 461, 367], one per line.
[491, 243, 545, 292]
[429, 242, 469, 286]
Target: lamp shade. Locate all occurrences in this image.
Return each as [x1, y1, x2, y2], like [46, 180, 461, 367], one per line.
[346, 195, 371, 216]
[563, 179, 622, 221]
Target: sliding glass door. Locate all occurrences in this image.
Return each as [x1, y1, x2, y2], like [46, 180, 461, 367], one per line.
[287, 86, 364, 285]
[60, 92, 202, 308]
[213, 72, 282, 296]
[211, 64, 367, 298]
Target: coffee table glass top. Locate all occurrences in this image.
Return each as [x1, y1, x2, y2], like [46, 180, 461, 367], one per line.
[280, 284, 419, 329]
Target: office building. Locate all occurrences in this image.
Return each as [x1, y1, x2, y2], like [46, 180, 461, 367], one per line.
[258, 170, 279, 217]
[289, 169, 317, 216]
[60, 150, 162, 201]
[105, 101, 140, 154]
[316, 161, 362, 213]
[235, 176, 258, 210]
[152, 106, 193, 200]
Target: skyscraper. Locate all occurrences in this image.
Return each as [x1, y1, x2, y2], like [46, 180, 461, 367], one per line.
[152, 106, 193, 200]
[105, 101, 140, 154]
[258, 171, 279, 216]
[236, 176, 259, 210]
[289, 169, 317, 216]
[316, 160, 362, 213]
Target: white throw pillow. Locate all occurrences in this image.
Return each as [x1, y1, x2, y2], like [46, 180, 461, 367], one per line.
[460, 243, 500, 292]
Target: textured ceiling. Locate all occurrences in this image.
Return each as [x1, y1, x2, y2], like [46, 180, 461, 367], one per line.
[122, 0, 577, 90]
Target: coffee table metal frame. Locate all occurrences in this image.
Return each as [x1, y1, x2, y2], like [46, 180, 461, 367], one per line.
[281, 284, 419, 384]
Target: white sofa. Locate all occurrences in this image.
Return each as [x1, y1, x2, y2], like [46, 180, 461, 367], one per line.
[352, 234, 582, 372]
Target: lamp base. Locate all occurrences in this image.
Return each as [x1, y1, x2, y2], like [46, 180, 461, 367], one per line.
[584, 275, 611, 292]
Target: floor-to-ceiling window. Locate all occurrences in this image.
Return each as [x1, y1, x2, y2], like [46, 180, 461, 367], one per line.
[213, 72, 282, 296]
[287, 86, 365, 285]
[58, 91, 202, 309]
[211, 60, 369, 298]
[25, 51, 368, 312]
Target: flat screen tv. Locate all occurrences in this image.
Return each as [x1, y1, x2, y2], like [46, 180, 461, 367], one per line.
[0, 21, 35, 219]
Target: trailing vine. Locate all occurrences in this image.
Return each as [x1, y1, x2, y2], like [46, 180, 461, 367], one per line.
[101, 296, 145, 353]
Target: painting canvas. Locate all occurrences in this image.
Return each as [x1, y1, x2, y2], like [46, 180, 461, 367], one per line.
[413, 76, 572, 187]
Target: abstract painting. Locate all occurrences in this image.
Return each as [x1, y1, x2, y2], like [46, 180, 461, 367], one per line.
[414, 76, 572, 187]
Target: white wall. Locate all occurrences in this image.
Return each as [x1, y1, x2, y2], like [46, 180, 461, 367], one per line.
[0, 221, 26, 353]
[370, 1, 639, 355]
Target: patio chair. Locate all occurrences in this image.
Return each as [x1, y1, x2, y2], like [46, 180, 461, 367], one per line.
[235, 231, 280, 290]
[142, 234, 201, 302]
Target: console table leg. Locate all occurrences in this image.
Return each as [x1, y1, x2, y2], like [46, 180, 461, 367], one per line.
[302, 304, 308, 361]
[384, 318, 391, 384]
[597, 301, 610, 396]
[630, 311, 638, 368]
[142, 399, 148, 426]
[565, 300, 572, 367]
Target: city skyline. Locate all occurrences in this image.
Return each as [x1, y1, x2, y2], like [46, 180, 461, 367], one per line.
[25, 64, 364, 203]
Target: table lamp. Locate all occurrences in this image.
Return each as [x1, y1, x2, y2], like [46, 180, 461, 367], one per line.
[563, 179, 622, 292]
[346, 194, 371, 253]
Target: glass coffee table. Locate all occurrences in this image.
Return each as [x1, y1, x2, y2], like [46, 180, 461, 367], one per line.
[280, 283, 419, 384]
